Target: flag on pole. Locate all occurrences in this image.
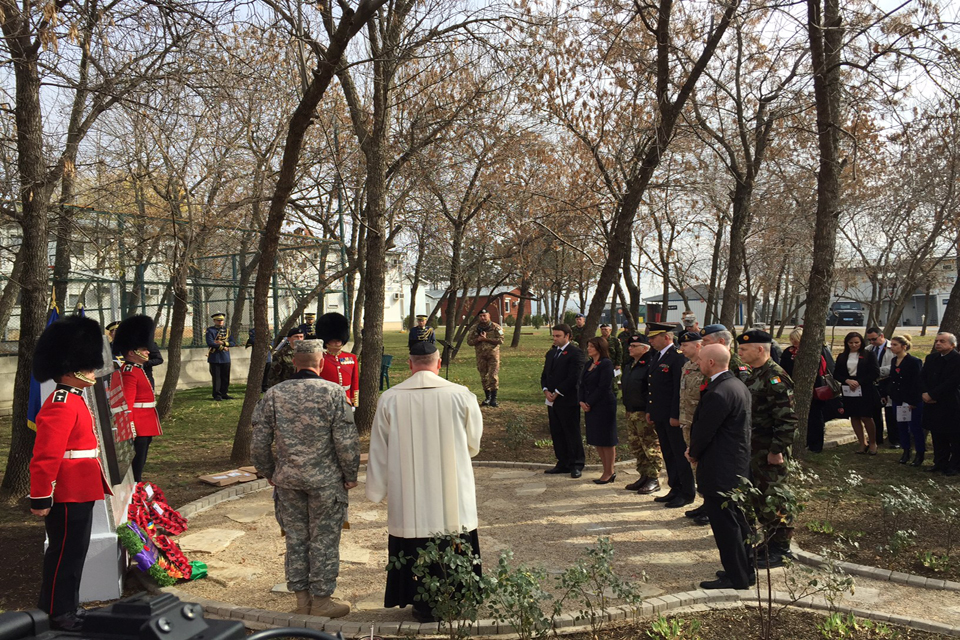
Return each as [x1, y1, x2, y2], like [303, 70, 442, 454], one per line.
[27, 294, 60, 432]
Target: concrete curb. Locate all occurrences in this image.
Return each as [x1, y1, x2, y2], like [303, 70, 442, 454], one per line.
[791, 545, 960, 593]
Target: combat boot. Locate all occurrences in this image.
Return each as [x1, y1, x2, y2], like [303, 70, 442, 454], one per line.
[292, 590, 311, 615]
[481, 390, 491, 406]
[489, 390, 499, 407]
[311, 596, 350, 619]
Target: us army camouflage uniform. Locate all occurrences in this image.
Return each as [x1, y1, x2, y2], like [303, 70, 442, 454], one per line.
[467, 320, 504, 392]
[678, 360, 705, 447]
[251, 372, 360, 597]
[745, 359, 797, 551]
[266, 344, 296, 389]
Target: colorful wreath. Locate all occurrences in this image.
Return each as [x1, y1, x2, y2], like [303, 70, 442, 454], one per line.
[121, 482, 201, 583]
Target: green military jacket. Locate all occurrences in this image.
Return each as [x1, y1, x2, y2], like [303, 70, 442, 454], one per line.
[744, 359, 797, 456]
[267, 344, 296, 389]
[678, 359, 705, 426]
[606, 336, 623, 373]
[729, 351, 752, 382]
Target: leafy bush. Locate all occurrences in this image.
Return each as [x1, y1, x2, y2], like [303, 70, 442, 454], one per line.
[486, 551, 552, 640]
[647, 615, 702, 640]
[504, 414, 531, 450]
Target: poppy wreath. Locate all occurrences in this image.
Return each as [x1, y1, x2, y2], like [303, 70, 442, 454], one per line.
[128, 482, 188, 535]
[154, 533, 192, 580]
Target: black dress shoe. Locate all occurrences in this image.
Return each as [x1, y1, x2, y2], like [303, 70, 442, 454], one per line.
[593, 474, 616, 485]
[700, 577, 751, 590]
[899, 450, 911, 464]
[912, 453, 925, 467]
[637, 479, 661, 495]
[223, 394, 235, 400]
[625, 477, 648, 491]
[756, 550, 792, 569]
[570, 469, 582, 478]
[51, 612, 83, 632]
[665, 495, 694, 509]
[926, 465, 945, 473]
[715, 570, 756, 586]
[653, 491, 677, 503]
[544, 466, 569, 474]
[213, 397, 222, 402]
[693, 514, 711, 526]
[685, 504, 706, 518]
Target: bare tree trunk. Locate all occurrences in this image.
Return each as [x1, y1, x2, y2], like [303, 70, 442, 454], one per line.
[719, 183, 752, 327]
[621, 236, 641, 323]
[0, 251, 25, 336]
[510, 275, 529, 348]
[705, 215, 726, 325]
[793, 0, 845, 458]
[941, 262, 960, 336]
[156, 268, 190, 419]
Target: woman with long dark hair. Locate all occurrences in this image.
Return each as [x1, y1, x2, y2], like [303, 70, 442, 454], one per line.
[834, 331, 881, 454]
[887, 335, 925, 466]
[580, 337, 618, 483]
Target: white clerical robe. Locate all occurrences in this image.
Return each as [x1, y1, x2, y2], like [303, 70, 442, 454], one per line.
[366, 370, 483, 538]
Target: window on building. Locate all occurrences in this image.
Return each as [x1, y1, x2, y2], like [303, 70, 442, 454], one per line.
[504, 299, 511, 313]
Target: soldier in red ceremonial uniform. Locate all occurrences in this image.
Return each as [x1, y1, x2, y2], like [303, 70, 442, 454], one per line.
[114, 315, 163, 482]
[29, 315, 112, 631]
[316, 313, 359, 406]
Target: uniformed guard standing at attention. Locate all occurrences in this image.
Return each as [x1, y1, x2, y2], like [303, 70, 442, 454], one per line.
[600, 323, 622, 395]
[316, 312, 359, 407]
[467, 308, 504, 407]
[408, 314, 435, 351]
[701, 324, 752, 382]
[268, 327, 305, 389]
[621, 334, 661, 494]
[206, 312, 237, 401]
[114, 315, 163, 482]
[252, 339, 360, 618]
[677, 331, 709, 526]
[298, 312, 317, 339]
[737, 329, 798, 569]
[29, 315, 113, 631]
[571, 313, 590, 347]
[645, 322, 693, 508]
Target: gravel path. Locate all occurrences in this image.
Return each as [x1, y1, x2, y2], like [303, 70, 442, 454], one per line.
[173, 463, 960, 627]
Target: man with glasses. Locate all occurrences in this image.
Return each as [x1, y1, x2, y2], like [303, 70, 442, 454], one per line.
[866, 327, 897, 447]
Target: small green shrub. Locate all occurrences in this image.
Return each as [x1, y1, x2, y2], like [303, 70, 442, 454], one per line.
[817, 612, 893, 638]
[647, 615, 702, 639]
[505, 414, 531, 450]
[486, 551, 552, 640]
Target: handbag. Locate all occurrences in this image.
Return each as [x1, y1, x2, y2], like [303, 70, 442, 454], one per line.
[814, 372, 843, 401]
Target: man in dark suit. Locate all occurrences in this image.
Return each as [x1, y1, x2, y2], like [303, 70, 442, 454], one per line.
[646, 322, 692, 508]
[541, 323, 586, 478]
[920, 332, 960, 475]
[686, 344, 754, 590]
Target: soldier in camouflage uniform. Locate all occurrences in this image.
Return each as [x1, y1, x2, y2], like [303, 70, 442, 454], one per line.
[252, 339, 359, 619]
[600, 323, 622, 396]
[467, 309, 504, 407]
[702, 324, 752, 382]
[571, 313, 591, 347]
[621, 334, 661, 494]
[736, 329, 798, 569]
[266, 327, 304, 389]
[677, 331, 710, 524]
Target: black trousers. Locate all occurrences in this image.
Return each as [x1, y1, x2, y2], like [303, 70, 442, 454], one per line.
[654, 420, 694, 499]
[548, 403, 584, 471]
[806, 399, 825, 453]
[209, 362, 231, 399]
[703, 494, 754, 588]
[39, 501, 95, 618]
[873, 403, 897, 444]
[132, 436, 153, 483]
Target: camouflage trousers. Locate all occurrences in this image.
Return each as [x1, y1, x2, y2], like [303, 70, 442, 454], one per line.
[626, 411, 662, 479]
[275, 485, 348, 597]
[749, 456, 794, 551]
[476, 349, 500, 391]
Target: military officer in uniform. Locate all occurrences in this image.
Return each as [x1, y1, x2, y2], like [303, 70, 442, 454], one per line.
[29, 315, 112, 631]
[206, 312, 237, 401]
[702, 324, 752, 381]
[252, 339, 359, 618]
[268, 327, 305, 389]
[408, 314, 435, 350]
[467, 308, 504, 407]
[105, 320, 121, 359]
[677, 331, 709, 525]
[114, 315, 164, 482]
[737, 329, 798, 569]
[600, 323, 622, 394]
[298, 312, 317, 339]
[646, 322, 693, 508]
[571, 313, 590, 347]
[316, 312, 359, 406]
[622, 334, 661, 494]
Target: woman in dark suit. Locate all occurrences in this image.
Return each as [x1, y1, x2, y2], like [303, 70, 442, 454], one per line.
[887, 334, 924, 466]
[781, 328, 832, 453]
[834, 331, 881, 454]
[580, 337, 618, 484]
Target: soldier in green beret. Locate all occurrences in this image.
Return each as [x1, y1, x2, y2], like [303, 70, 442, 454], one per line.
[737, 329, 798, 569]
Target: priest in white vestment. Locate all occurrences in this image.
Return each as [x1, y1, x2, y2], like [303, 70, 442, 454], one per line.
[366, 341, 483, 622]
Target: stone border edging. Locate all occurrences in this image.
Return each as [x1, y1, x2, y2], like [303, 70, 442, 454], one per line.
[178, 478, 272, 519]
[791, 544, 960, 593]
[156, 585, 960, 638]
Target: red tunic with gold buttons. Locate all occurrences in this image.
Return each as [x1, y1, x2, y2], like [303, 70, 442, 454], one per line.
[320, 351, 359, 406]
[29, 385, 111, 509]
[121, 363, 163, 437]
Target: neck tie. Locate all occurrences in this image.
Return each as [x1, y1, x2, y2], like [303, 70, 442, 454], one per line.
[877, 344, 884, 363]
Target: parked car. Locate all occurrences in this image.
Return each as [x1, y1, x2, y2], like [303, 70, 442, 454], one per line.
[827, 300, 865, 326]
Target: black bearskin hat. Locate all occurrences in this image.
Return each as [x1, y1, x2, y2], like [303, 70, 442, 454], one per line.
[315, 312, 350, 345]
[113, 315, 155, 356]
[33, 315, 105, 381]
